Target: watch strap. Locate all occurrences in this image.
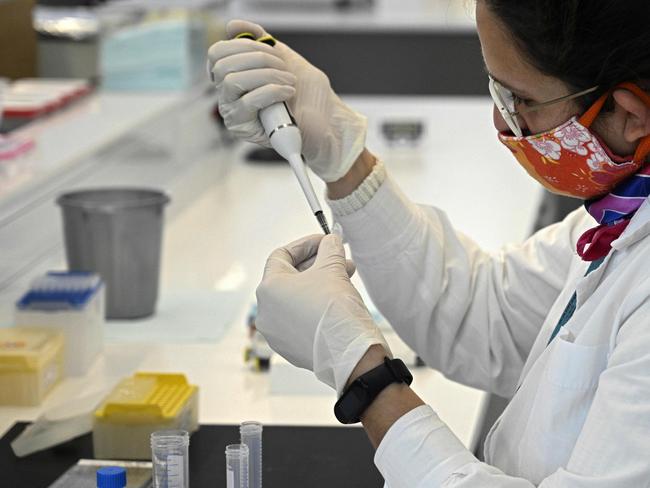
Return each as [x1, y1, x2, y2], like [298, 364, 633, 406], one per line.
[334, 357, 413, 424]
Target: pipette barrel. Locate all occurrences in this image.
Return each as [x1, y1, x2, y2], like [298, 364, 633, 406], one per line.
[260, 104, 329, 235]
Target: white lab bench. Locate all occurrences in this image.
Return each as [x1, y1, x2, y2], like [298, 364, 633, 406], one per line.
[0, 89, 541, 456]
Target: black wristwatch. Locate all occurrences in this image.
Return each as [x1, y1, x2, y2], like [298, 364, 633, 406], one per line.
[334, 357, 413, 424]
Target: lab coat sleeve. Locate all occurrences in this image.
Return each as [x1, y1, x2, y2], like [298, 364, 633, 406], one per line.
[375, 405, 535, 487]
[336, 173, 589, 397]
[375, 291, 650, 487]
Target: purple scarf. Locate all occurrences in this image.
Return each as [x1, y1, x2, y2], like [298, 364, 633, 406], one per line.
[578, 164, 650, 260]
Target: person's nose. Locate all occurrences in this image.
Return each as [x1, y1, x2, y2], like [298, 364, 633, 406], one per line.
[492, 104, 511, 132]
[492, 104, 529, 135]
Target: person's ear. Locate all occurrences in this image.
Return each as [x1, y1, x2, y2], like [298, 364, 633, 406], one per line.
[613, 88, 650, 143]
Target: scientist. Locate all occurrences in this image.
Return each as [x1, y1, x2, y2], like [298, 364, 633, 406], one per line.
[207, 0, 650, 485]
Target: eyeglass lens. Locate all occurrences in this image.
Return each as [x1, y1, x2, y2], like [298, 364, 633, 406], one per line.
[490, 79, 522, 136]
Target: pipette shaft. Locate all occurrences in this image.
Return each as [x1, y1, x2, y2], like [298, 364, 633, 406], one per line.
[260, 103, 330, 235]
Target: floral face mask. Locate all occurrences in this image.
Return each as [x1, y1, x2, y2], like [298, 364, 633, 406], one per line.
[498, 82, 650, 200]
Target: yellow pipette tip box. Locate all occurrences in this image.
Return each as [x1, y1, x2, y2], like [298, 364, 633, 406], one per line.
[0, 327, 64, 406]
[93, 372, 199, 460]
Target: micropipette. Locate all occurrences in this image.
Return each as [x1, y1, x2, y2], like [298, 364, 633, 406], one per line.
[236, 33, 331, 235]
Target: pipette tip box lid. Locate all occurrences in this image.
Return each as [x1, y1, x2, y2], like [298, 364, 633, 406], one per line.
[93, 372, 199, 460]
[15, 271, 105, 377]
[0, 327, 64, 406]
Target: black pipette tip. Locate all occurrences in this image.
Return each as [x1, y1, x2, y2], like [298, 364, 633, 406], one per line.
[315, 211, 330, 235]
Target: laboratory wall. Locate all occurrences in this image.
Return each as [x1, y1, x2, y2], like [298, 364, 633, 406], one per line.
[275, 30, 485, 95]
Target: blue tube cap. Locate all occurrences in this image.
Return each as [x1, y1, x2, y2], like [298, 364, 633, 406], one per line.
[96, 466, 127, 488]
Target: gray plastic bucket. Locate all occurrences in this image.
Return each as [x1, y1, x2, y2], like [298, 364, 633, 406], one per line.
[57, 188, 170, 319]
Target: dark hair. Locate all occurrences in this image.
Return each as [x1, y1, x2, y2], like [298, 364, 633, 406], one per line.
[483, 0, 650, 110]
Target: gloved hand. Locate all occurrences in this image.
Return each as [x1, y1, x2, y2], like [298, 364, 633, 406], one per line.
[207, 19, 368, 182]
[256, 233, 391, 396]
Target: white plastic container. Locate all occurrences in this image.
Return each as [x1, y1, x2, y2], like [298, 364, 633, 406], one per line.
[0, 327, 64, 406]
[2, 78, 91, 131]
[15, 271, 104, 376]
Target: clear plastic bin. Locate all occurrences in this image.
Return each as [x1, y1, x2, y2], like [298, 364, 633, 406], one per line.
[16, 271, 105, 376]
[93, 373, 199, 460]
[0, 327, 64, 406]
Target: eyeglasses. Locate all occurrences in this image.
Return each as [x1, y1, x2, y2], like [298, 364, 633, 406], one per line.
[488, 75, 600, 137]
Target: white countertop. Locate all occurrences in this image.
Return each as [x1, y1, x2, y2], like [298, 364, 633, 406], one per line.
[0, 91, 186, 222]
[0, 89, 196, 295]
[0, 93, 541, 456]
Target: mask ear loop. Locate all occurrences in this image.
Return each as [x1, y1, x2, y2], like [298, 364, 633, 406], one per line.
[635, 133, 650, 163]
[579, 82, 650, 163]
[578, 90, 611, 128]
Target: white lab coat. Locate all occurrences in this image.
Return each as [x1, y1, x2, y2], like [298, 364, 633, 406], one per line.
[336, 174, 650, 487]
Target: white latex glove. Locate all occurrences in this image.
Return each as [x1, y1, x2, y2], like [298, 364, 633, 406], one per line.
[207, 19, 368, 182]
[256, 233, 391, 396]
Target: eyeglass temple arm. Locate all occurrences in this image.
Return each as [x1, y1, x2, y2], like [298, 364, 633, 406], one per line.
[515, 85, 600, 116]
